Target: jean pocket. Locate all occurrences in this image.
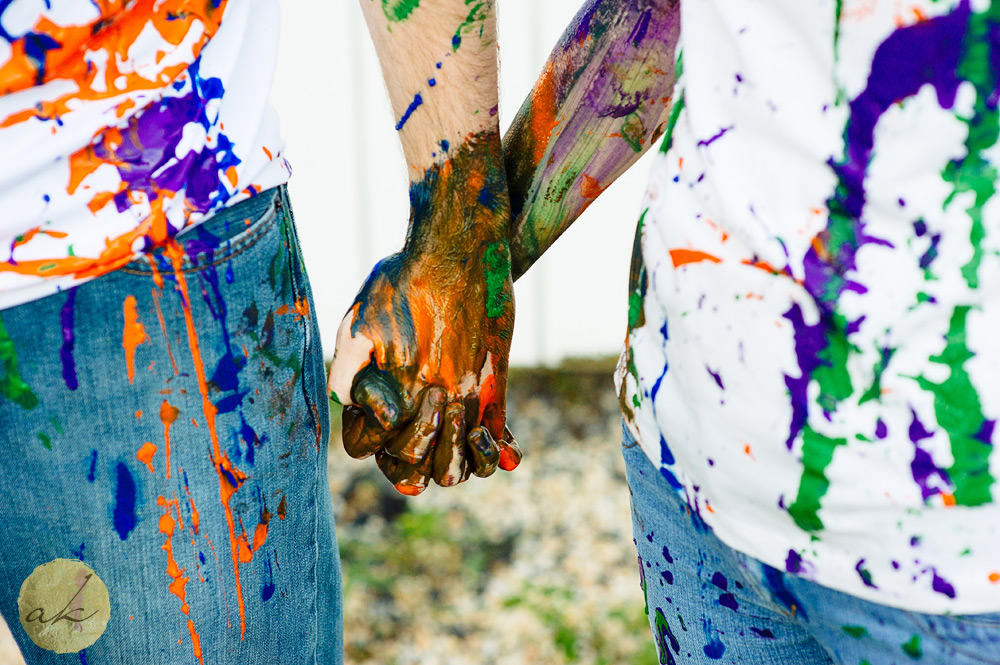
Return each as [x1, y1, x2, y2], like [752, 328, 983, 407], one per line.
[120, 187, 282, 276]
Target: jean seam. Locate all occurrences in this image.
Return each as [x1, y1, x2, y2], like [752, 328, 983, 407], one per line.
[903, 610, 999, 663]
[118, 197, 279, 276]
[273, 189, 324, 664]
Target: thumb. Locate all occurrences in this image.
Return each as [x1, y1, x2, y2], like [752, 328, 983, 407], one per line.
[327, 304, 374, 406]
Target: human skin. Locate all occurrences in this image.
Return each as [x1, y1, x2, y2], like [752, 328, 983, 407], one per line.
[330, 0, 680, 494]
[328, 0, 520, 495]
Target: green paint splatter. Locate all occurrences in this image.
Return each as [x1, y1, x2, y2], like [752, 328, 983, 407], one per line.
[859, 347, 895, 405]
[788, 425, 847, 532]
[37, 432, 51, 450]
[813, 319, 854, 414]
[381, 0, 421, 22]
[628, 210, 649, 330]
[916, 306, 994, 506]
[841, 625, 868, 639]
[0, 314, 38, 410]
[902, 634, 923, 659]
[50, 416, 64, 435]
[654, 608, 679, 665]
[620, 112, 646, 152]
[452, 0, 490, 51]
[659, 94, 685, 154]
[483, 240, 511, 318]
[943, 5, 1000, 289]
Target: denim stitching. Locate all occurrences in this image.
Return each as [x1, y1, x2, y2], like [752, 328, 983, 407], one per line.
[118, 197, 280, 276]
[903, 609, 1000, 663]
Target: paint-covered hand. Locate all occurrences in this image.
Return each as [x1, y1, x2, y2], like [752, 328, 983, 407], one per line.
[328, 249, 521, 494]
[328, 139, 521, 495]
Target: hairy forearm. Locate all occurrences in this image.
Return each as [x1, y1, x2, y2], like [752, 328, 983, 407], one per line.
[503, 0, 681, 280]
[360, 0, 507, 221]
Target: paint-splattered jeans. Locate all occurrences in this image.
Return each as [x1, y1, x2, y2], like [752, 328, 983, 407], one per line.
[0, 186, 343, 664]
[623, 426, 1000, 665]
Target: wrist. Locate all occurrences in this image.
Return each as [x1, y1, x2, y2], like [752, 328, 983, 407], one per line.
[404, 128, 510, 256]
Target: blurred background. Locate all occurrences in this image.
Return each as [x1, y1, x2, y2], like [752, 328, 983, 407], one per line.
[1, 1, 661, 663]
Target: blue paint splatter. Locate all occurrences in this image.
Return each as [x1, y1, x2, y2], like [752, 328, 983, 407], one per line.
[262, 556, 275, 602]
[931, 568, 956, 598]
[855, 559, 878, 588]
[60, 289, 78, 391]
[702, 618, 726, 659]
[629, 9, 652, 48]
[112, 462, 138, 540]
[395, 93, 424, 131]
[86, 449, 98, 483]
[762, 564, 809, 621]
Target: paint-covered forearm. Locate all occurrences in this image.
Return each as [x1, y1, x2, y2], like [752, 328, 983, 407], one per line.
[503, 0, 681, 280]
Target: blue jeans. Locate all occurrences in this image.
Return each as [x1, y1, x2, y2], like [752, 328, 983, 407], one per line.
[622, 425, 1000, 665]
[0, 186, 342, 663]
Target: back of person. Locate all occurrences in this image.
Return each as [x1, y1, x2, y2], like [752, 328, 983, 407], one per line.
[621, 0, 1000, 614]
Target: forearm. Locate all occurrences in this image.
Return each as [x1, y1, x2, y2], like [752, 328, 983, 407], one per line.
[360, 0, 508, 252]
[503, 0, 681, 280]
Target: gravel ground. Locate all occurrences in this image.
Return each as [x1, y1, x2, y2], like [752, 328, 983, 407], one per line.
[0, 360, 656, 665]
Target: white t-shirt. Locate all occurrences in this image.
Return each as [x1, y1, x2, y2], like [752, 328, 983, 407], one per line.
[618, 0, 1000, 613]
[0, 0, 290, 310]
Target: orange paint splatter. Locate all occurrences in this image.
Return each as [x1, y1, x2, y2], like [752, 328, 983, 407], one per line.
[277, 495, 287, 520]
[122, 295, 148, 384]
[669, 249, 722, 267]
[941, 492, 957, 508]
[135, 410, 143, 419]
[157, 495, 203, 665]
[0, 196, 170, 279]
[1, 0, 229, 121]
[187, 620, 203, 665]
[274, 297, 310, 322]
[136, 442, 158, 474]
[579, 173, 602, 199]
[990, 572, 1000, 583]
[160, 400, 180, 479]
[252, 509, 270, 552]
[236, 531, 253, 563]
[166, 238, 249, 638]
[529, 63, 559, 166]
[10, 227, 68, 252]
[394, 483, 423, 497]
[262, 146, 273, 160]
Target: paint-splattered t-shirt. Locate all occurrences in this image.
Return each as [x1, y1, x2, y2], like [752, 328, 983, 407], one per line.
[617, 0, 1000, 613]
[0, 0, 290, 309]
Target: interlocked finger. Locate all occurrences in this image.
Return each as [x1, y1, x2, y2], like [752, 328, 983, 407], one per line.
[386, 386, 446, 464]
[342, 405, 395, 459]
[432, 401, 470, 487]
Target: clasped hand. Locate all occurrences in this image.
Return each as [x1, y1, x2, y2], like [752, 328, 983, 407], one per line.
[327, 201, 520, 495]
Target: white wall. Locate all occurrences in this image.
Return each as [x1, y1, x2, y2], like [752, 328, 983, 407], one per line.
[270, 0, 656, 366]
